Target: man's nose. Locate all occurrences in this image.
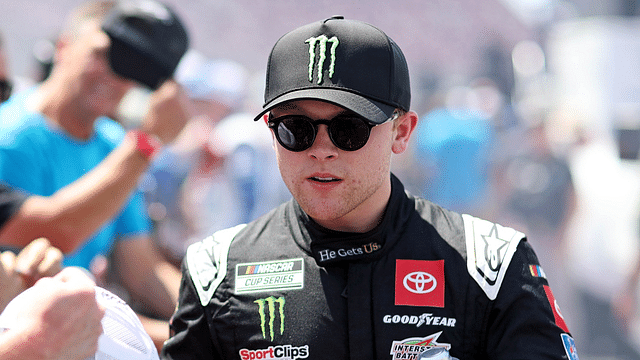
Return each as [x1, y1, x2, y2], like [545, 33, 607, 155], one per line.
[308, 124, 338, 159]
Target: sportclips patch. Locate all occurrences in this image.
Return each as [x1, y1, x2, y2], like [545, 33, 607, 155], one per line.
[462, 214, 524, 300]
[235, 259, 304, 294]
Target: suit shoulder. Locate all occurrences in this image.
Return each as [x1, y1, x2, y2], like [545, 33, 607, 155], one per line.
[412, 198, 526, 300]
[185, 224, 247, 306]
[461, 214, 526, 300]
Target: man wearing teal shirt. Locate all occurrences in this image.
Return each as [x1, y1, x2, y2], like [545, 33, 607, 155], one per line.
[0, 92, 149, 269]
[0, 0, 192, 349]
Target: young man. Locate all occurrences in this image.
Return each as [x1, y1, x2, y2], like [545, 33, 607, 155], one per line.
[0, 0, 191, 348]
[162, 16, 578, 360]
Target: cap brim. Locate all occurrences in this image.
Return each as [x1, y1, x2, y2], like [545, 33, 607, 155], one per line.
[253, 88, 397, 124]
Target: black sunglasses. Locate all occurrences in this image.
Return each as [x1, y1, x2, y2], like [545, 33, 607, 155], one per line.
[0, 79, 12, 103]
[268, 111, 399, 152]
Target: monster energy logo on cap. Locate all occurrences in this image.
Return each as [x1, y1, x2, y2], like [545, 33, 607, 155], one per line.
[305, 35, 339, 84]
[255, 296, 285, 341]
[255, 16, 411, 125]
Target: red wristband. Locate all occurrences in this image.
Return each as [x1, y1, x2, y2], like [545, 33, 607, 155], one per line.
[128, 130, 163, 160]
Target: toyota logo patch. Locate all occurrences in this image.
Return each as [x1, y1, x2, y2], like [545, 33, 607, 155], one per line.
[403, 271, 437, 294]
[395, 260, 445, 307]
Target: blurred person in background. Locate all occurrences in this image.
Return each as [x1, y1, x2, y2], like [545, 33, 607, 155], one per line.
[31, 37, 56, 83]
[411, 79, 499, 218]
[142, 52, 254, 265]
[493, 114, 578, 343]
[564, 124, 640, 359]
[494, 116, 576, 265]
[178, 111, 291, 256]
[0, 0, 191, 349]
[0, 33, 13, 104]
[616, 248, 640, 359]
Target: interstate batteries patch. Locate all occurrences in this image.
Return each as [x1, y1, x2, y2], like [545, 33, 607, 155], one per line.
[235, 259, 304, 294]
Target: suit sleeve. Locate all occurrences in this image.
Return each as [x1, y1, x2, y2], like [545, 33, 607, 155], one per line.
[161, 261, 219, 360]
[485, 240, 578, 359]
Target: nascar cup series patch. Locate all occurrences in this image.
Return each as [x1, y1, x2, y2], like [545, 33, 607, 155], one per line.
[462, 214, 524, 300]
[235, 259, 304, 294]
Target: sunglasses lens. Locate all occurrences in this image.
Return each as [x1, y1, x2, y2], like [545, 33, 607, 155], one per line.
[330, 116, 371, 151]
[277, 116, 316, 151]
[271, 114, 374, 152]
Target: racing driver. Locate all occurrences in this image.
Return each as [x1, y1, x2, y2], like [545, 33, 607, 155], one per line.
[161, 16, 579, 360]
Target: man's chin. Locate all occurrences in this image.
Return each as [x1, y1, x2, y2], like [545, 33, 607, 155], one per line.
[300, 201, 352, 227]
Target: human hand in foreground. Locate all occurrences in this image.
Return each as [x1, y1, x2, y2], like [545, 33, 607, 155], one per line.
[0, 238, 63, 311]
[0, 267, 104, 360]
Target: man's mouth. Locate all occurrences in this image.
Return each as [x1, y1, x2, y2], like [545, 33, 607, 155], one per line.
[309, 176, 341, 183]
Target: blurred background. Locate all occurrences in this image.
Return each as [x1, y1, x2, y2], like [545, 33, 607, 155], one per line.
[4, 0, 640, 358]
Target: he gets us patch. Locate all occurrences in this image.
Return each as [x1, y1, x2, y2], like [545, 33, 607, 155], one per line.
[462, 214, 524, 300]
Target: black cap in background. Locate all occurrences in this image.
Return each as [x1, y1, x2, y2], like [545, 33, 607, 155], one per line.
[102, 0, 189, 89]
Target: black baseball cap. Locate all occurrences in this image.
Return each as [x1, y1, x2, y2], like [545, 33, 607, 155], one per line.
[254, 16, 411, 124]
[102, 0, 189, 89]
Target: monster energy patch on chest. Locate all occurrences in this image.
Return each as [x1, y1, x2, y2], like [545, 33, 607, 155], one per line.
[235, 258, 305, 294]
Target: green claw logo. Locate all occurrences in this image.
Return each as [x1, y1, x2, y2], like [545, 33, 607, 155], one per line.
[305, 35, 339, 84]
[254, 296, 286, 341]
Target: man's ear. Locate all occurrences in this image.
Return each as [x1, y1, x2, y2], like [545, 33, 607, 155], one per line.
[392, 110, 418, 154]
[263, 113, 278, 149]
[52, 35, 71, 67]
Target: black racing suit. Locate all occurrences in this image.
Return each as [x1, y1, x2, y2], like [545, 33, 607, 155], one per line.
[162, 175, 579, 360]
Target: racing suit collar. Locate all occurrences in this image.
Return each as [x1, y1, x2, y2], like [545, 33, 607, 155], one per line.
[290, 173, 415, 266]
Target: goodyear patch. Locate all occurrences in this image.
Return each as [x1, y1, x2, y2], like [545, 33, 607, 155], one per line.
[235, 258, 304, 294]
[462, 214, 525, 300]
[186, 224, 246, 306]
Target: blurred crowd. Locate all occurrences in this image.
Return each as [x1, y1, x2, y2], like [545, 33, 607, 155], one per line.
[1, 0, 640, 359]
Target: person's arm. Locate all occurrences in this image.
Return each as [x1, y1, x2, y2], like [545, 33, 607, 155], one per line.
[0, 80, 191, 253]
[113, 236, 181, 318]
[613, 250, 640, 334]
[0, 137, 147, 253]
[0, 267, 104, 360]
[486, 240, 577, 359]
[112, 235, 182, 349]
